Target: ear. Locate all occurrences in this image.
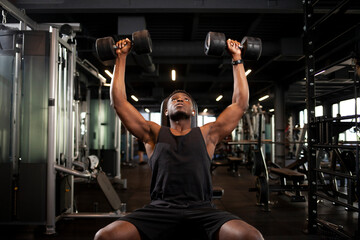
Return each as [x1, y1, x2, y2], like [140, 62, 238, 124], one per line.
[165, 109, 168, 116]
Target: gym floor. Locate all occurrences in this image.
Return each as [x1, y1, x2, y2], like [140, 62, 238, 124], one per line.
[2, 158, 355, 240]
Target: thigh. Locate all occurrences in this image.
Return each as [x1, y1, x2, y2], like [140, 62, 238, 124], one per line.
[185, 208, 240, 240]
[120, 206, 184, 240]
[216, 219, 264, 240]
[94, 220, 141, 240]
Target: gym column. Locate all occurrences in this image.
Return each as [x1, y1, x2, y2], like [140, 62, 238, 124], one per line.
[274, 83, 285, 167]
[46, 27, 58, 235]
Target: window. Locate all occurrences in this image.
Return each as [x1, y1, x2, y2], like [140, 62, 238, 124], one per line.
[150, 112, 161, 125]
[197, 115, 216, 126]
[333, 98, 360, 141]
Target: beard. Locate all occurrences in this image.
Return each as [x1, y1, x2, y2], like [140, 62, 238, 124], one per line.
[169, 110, 190, 122]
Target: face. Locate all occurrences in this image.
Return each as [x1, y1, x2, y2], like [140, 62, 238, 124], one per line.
[165, 92, 195, 121]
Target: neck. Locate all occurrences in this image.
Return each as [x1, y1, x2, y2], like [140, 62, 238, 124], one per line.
[169, 119, 191, 132]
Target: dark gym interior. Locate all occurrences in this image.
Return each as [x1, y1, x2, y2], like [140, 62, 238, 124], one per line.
[1, 0, 360, 239]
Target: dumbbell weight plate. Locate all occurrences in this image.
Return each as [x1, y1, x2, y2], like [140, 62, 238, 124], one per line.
[241, 36, 262, 61]
[96, 37, 117, 62]
[132, 30, 152, 55]
[204, 31, 226, 56]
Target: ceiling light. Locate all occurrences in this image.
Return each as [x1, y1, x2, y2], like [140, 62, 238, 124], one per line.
[258, 95, 269, 102]
[105, 70, 113, 79]
[245, 69, 252, 76]
[314, 70, 325, 76]
[269, 109, 274, 112]
[171, 69, 176, 81]
[131, 95, 138, 102]
[216, 95, 223, 102]
[203, 108, 208, 113]
[98, 73, 107, 83]
[145, 108, 150, 113]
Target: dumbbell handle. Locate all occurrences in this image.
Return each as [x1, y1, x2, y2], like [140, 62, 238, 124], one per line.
[112, 42, 132, 50]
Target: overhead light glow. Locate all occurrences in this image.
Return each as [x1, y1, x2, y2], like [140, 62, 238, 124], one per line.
[131, 95, 139, 102]
[145, 108, 150, 113]
[258, 95, 269, 102]
[171, 69, 176, 81]
[314, 70, 325, 76]
[98, 74, 107, 83]
[203, 108, 208, 113]
[216, 95, 223, 102]
[105, 70, 113, 79]
[245, 69, 252, 76]
[269, 109, 274, 112]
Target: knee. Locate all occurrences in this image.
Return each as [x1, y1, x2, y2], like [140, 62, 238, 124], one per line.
[242, 228, 264, 240]
[94, 228, 110, 240]
[225, 225, 264, 240]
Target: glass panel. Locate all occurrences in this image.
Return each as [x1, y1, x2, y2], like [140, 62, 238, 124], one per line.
[90, 98, 116, 149]
[0, 55, 14, 163]
[20, 56, 49, 163]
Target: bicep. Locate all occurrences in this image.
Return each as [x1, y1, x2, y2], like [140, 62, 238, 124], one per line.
[210, 103, 245, 144]
[113, 101, 153, 141]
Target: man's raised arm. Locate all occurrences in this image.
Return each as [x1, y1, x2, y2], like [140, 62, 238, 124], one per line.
[110, 38, 154, 142]
[206, 38, 250, 144]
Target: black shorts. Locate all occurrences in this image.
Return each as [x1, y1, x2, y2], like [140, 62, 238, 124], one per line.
[119, 205, 240, 240]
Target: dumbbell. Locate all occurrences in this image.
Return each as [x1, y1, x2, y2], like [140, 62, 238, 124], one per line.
[204, 31, 262, 60]
[95, 29, 152, 61]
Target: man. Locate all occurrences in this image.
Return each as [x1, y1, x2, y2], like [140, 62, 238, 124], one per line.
[94, 36, 263, 240]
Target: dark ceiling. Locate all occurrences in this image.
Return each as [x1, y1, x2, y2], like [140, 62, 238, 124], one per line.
[4, 0, 360, 115]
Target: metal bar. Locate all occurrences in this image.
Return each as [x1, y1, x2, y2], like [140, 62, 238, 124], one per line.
[315, 192, 358, 212]
[98, 85, 101, 157]
[308, 0, 350, 31]
[0, 0, 39, 30]
[317, 219, 353, 240]
[315, 23, 359, 55]
[269, 185, 308, 192]
[46, 27, 59, 235]
[311, 114, 360, 122]
[114, 118, 122, 180]
[314, 168, 356, 180]
[304, 0, 317, 234]
[353, 27, 360, 237]
[68, 42, 77, 214]
[313, 85, 358, 100]
[11, 36, 22, 176]
[55, 165, 91, 178]
[61, 212, 125, 218]
[313, 144, 359, 149]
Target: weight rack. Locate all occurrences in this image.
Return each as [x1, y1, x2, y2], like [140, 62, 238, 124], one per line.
[304, 0, 360, 239]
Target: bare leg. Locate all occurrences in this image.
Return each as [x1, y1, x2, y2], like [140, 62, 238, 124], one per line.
[94, 220, 141, 240]
[139, 151, 144, 163]
[216, 220, 264, 240]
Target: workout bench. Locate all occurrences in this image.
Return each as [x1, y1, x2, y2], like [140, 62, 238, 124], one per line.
[269, 167, 306, 202]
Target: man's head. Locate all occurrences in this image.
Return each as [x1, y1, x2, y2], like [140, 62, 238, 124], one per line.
[165, 90, 196, 122]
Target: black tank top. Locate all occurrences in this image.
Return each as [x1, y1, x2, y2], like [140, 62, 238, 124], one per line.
[148, 126, 213, 208]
